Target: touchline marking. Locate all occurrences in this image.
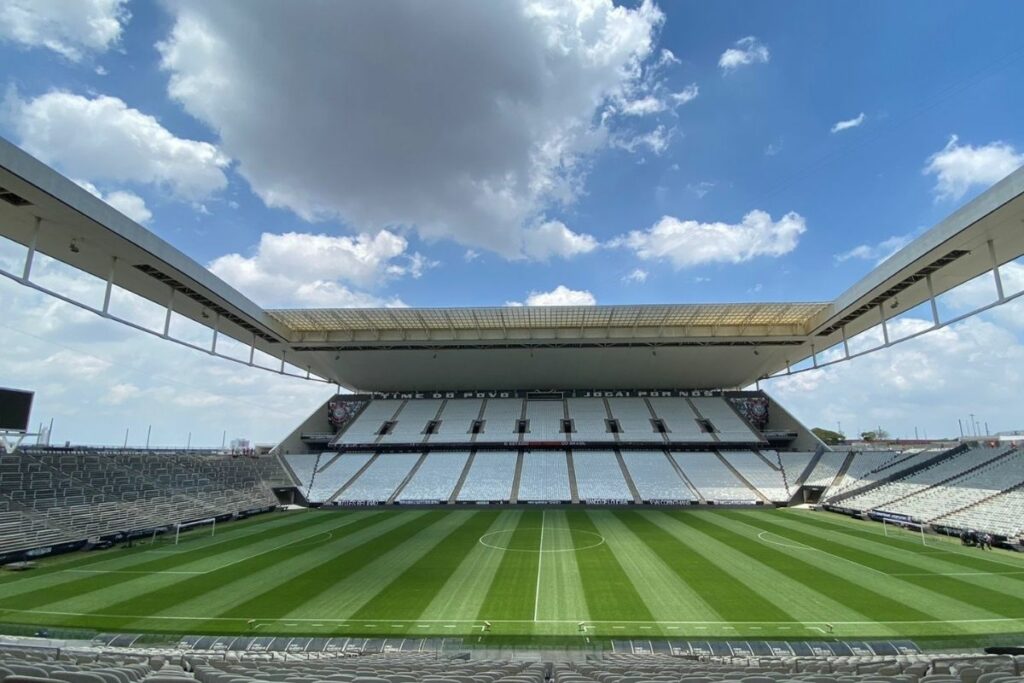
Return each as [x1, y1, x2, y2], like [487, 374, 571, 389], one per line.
[534, 509, 545, 623]
[4, 608, 1024, 626]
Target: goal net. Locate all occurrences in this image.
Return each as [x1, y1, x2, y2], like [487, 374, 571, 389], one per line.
[152, 518, 217, 546]
[881, 518, 934, 546]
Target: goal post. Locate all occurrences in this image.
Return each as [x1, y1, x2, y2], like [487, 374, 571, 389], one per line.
[175, 517, 216, 544]
[881, 517, 929, 546]
[151, 517, 217, 546]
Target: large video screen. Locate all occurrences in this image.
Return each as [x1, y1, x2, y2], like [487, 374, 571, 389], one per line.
[0, 388, 33, 431]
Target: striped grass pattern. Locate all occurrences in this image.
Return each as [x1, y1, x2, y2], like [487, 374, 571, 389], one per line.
[1, 508, 1023, 640]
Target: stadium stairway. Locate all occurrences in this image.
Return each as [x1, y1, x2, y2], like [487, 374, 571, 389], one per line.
[820, 451, 856, 496]
[685, 398, 721, 444]
[664, 451, 706, 503]
[565, 450, 581, 504]
[448, 450, 476, 503]
[824, 444, 969, 504]
[509, 451, 525, 504]
[325, 452, 380, 503]
[387, 451, 429, 503]
[712, 450, 771, 503]
[790, 446, 825, 488]
[612, 449, 643, 504]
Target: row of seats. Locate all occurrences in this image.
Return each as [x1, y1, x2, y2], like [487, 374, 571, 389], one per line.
[0, 450, 280, 554]
[284, 450, 793, 505]
[334, 397, 761, 447]
[838, 448, 1007, 511]
[7, 647, 1024, 683]
[816, 446, 1024, 538]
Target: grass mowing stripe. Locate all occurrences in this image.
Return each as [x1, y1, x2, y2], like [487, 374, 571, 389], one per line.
[537, 510, 589, 622]
[774, 511, 1024, 584]
[0, 512, 299, 587]
[350, 510, 497, 620]
[0, 511, 350, 608]
[83, 512, 389, 625]
[647, 511, 822, 623]
[733, 511, 1024, 621]
[141, 511, 417, 628]
[688, 511, 930, 626]
[216, 511, 448, 622]
[785, 510, 1024, 577]
[476, 510, 540, 621]
[566, 509, 651, 623]
[615, 509, 790, 623]
[418, 510, 521, 622]
[302, 511, 483, 619]
[586, 509, 719, 622]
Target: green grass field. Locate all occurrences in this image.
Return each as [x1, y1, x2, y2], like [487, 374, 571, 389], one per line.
[2, 507, 1023, 642]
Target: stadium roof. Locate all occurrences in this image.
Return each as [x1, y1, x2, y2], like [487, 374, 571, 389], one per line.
[268, 303, 829, 336]
[1, 136, 1023, 391]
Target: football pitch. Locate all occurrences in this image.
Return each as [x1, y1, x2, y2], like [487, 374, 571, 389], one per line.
[2, 507, 1023, 641]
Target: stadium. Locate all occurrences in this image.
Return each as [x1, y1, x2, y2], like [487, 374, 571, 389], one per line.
[2, 2, 1024, 680]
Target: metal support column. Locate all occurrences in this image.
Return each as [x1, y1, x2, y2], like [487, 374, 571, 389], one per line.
[21, 217, 40, 281]
[926, 273, 940, 327]
[162, 290, 175, 337]
[988, 239, 1005, 301]
[879, 304, 890, 346]
[102, 257, 117, 314]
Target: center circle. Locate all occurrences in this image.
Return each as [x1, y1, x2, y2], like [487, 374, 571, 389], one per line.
[478, 527, 605, 553]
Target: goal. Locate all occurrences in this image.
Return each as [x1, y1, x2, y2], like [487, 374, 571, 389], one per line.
[153, 517, 217, 546]
[881, 518, 931, 546]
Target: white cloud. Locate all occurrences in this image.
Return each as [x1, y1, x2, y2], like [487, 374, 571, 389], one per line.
[521, 220, 599, 261]
[463, 249, 480, 263]
[656, 49, 680, 67]
[924, 135, 1024, 201]
[671, 83, 699, 105]
[208, 231, 419, 308]
[156, 0, 665, 257]
[764, 140, 783, 156]
[9, 91, 229, 202]
[0, 0, 128, 61]
[767, 312, 1024, 439]
[834, 232, 914, 265]
[718, 36, 770, 73]
[613, 125, 672, 155]
[622, 268, 648, 284]
[612, 210, 806, 268]
[105, 191, 153, 224]
[507, 285, 597, 307]
[830, 112, 865, 133]
[620, 96, 666, 116]
[74, 180, 152, 224]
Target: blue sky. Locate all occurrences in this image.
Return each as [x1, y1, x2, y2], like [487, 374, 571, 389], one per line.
[0, 0, 1022, 445]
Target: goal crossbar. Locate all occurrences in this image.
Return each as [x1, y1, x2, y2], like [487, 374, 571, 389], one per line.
[881, 517, 929, 546]
[173, 517, 217, 545]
